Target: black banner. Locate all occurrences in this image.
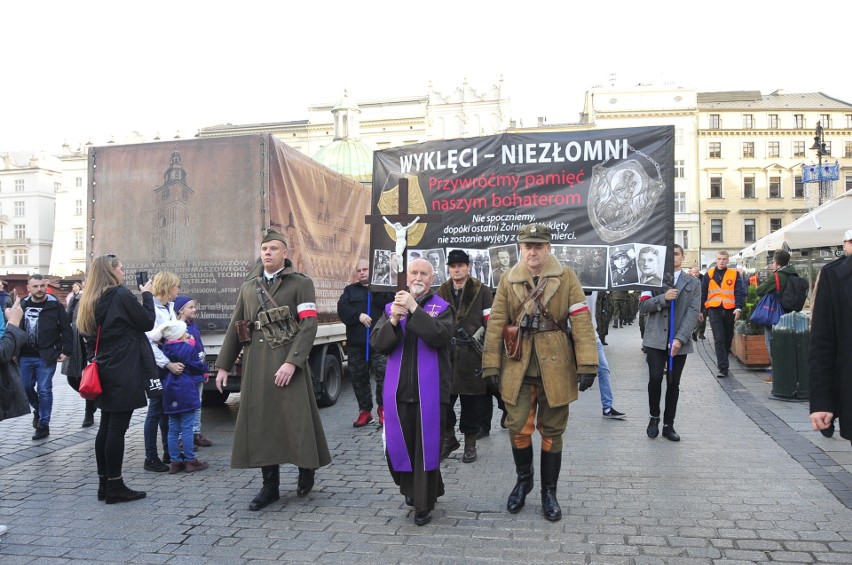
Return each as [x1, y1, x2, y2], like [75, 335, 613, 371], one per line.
[370, 126, 674, 291]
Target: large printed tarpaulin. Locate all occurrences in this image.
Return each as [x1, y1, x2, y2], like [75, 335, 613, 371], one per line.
[370, 126, 674, 291]
[89, 134, 371, 331]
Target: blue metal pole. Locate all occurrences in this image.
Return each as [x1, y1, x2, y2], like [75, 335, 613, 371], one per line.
[366, 291, 371, 360]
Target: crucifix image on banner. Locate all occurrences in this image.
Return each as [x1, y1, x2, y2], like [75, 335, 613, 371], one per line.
[365, 176, 443, 290]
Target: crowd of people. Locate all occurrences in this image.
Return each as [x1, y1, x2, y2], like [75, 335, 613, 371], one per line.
[1, 223, 850, 536]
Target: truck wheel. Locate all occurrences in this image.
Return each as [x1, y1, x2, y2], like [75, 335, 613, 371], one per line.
[202, 390, 230, 407]
[315, 354, 342, 408]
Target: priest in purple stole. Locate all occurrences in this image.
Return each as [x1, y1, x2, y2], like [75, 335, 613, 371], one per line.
[370, 258, 453, 526]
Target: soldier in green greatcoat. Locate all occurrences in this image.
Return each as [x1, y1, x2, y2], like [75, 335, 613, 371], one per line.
[216, 230, 331, 511]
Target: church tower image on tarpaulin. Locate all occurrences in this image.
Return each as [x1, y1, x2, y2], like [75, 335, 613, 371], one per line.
[152, 150, 196, 262]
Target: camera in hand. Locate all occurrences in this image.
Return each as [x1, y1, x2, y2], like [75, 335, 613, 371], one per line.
[136, 271, 149, 287]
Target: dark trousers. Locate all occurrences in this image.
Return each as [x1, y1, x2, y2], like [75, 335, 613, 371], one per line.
[95, 410, 134, 478]
[445, 393, 490, 435]
[479, 383, 506, 432]
[646, 348, 687, 425]
[143, 396, 169, 461]
[708, 308, 736, 372]
[347, 346, 386, 412]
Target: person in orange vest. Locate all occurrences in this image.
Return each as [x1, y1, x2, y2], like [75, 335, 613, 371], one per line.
[699, 251, 745, 378]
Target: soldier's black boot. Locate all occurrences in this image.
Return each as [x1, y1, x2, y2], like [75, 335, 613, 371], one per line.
[296, 467, 315, 497]
[506, 446, 534, 514]
[249, 465, 280, 511]
[541, 450, 563, 522]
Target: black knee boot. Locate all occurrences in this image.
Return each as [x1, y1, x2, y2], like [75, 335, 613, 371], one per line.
[249, 465, 280, 511]
[506, 446, 534, 513]
[297, 467, 315, 497]
[540, 450, 562, 521]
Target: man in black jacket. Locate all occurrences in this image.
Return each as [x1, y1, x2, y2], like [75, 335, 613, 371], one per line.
[18, 274, 73, 440]
[337, 259, 393, 427]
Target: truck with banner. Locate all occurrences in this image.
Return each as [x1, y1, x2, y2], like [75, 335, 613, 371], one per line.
[369, 126, 674, 291]
[87, 133, 371, 406]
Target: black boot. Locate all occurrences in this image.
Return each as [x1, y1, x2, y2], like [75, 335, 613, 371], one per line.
[506, 446, 534, 514]
[97, 475, 107, 501]
[82, 401, 96, 428]
[297, 467, 315, 497]
[540, 450, 562, 521]
[248, 465, 280, 511]
[105, 477, 146, 504]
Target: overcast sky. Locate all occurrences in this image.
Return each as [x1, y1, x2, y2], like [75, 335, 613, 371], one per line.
[3, 0, 851, 153]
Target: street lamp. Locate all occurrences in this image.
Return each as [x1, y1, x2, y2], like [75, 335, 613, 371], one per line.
[803, 121, 839, 208]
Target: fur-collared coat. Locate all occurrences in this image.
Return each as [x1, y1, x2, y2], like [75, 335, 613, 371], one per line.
[482, 254, 598, 407]
[438, 277, 493, 395]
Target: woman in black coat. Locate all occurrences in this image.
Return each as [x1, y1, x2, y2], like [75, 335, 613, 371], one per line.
[77, 255, 157, 504]
[809, 235, 852, 443]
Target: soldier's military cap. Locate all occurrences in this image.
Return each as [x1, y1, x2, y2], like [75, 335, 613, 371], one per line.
[262, 229, 287, 245]
[517, 223, 552, 243]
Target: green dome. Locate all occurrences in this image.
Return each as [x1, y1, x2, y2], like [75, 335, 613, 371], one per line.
[313, 139, 373, 183]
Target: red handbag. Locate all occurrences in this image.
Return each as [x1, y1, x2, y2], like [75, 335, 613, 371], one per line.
[79, 327, 103, 400]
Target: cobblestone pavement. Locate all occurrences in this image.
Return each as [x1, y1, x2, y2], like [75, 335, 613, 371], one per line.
[2, 324, 852, 564]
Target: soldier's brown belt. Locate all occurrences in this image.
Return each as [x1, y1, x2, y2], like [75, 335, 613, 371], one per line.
[529, 320, 565, 333]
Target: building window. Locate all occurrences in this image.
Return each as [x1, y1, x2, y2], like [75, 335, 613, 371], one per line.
[14, 180, 24, 192]
[768, 141, 780, 158]
[674, 191, 686, 213]
[794, 175, 804, 198]
[794, 114, 805, 129]
[74, 230, 84, 251]
[824, 141, 832, 155]
[675, 229, 689, 250]
[674, 159, 685, 178]
[743, 114, 754, 129]
[742, 142, 755, 158]
[0, 250, 4, 266]
[76, 177, 83, 188]
[711, 219, 724, 243]
[54, 182, 61, 192]
[743, 176, 755, 198]
[14, 224, 25, 239]
[770, 218, 782, 232]
[846, 174, 852, 192]
[845, 142, 852, 158]
[793, 141, 806, 158]
[710, 176, 723, 198]
[75, 199, 83, 215]
[13, 249, 27, 266]
[768, 114, 779, 129]
[820, 114, 831, 129]
[769, 176, 781, 198]
[675, 128, 683, 144]
[708, 142, 721, 159]
[14, 201, 24, 216]
[744, 219, 756, 243]
[709, 114, 721, 129]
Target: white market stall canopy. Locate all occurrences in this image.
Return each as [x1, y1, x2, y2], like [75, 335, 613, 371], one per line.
[740, 188, 852, 259]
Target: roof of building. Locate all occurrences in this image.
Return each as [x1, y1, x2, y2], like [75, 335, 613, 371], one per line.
[312, 138, 373, 183]
[698, 90, 852, 110]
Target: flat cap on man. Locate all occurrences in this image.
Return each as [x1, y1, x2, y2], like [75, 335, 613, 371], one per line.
[517, 223, 552, 243]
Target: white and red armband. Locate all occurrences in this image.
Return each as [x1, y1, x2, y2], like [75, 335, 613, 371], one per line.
[297, 302, 318, 320]
[639, 291, 652, 302]
[568, 301, 589, 316]
[482, 308, 491, 323]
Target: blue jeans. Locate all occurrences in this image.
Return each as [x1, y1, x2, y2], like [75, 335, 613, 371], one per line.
[193, 382, 203, 435]
[168, 411, 196, 461]
[19, 356, 57, 425]
[144, 396, 168, 461]
[596, 336, 614, 411]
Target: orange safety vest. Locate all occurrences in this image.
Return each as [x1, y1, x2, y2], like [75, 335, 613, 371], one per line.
[705, 267, 737, 309]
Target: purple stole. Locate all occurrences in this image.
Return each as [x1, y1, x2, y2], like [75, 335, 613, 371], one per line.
[383, 295, 449, 472]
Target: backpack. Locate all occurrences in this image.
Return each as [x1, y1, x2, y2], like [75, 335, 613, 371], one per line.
[779, 273, 808, 313]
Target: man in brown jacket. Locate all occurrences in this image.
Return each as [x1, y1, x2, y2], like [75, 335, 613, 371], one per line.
[215, 230, 331, 511]
[482, 224, 598, 522]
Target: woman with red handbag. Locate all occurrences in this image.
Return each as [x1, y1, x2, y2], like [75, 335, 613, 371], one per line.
[76, 255, 157, 504]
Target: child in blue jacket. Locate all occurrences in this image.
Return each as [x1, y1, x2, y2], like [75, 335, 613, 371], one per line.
[153, 320, 209, 473]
